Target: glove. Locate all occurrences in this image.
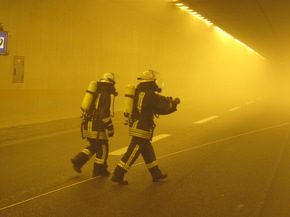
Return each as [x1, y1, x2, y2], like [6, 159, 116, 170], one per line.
[172, 98, 181, 105]
[107, 124, 114, 137]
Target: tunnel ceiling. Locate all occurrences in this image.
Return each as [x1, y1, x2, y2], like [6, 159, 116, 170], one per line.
[183, 0, 290, 64]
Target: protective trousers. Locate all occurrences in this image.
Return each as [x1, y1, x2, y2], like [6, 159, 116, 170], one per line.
[113, 136, 163, 179]
[72, 138, 109, 176]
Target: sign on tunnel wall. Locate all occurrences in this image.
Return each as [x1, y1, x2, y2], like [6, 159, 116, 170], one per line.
[0, 31, 8, 55]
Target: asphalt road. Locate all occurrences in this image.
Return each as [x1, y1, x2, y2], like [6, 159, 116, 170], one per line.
[1, 96, 290, 217]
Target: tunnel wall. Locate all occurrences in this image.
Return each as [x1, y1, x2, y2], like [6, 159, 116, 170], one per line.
[0, 0, 268, 127]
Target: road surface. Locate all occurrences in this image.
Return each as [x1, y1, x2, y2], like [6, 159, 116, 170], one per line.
[1, 96, 290, 217]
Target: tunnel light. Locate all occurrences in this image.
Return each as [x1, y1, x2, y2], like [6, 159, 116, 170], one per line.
[170, 0, 266, 59]
[214, 26, 234, 39]
[204, 19, 213, 26]
[180, 6, 189, 10]
[195, 14, 204, 18]
[234, 38, 246, 47]
[246, 47, 254, 52]
[174, 1, 212, 26]
[175, 3, 183, 6]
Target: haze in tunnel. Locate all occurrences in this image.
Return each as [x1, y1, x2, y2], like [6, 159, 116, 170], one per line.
[0, 0, 272, 127]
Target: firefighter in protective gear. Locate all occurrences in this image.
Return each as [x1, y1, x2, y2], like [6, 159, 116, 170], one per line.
[71, 72, 118, 177]
[111, 70, 180, 185]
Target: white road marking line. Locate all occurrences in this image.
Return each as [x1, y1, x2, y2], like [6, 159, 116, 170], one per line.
[245, 101, 254, 105]
[194, 115, 219, 124]
[109, 134, 171, 156]
[0, 176, 98, 211]
[228, 106, 241, 112]
[152, 134, 171, 142]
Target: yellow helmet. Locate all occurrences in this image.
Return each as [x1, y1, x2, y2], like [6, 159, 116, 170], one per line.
[100, 72, 116, 84]
[137, 70, 159, 82]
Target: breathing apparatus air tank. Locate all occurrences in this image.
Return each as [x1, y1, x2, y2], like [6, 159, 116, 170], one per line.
[124, 84, 136, 121]
[81, 81, 98, 112]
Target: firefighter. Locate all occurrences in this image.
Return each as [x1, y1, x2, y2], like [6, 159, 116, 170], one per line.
[111, 70, 180, 185]
[71, 72, 118, 177]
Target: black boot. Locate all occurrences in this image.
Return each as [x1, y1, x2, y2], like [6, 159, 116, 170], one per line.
[149, 166, 168, 182]
[101, 162, 111, 177]
[111, 174, 128, 185]
[71, 152, 90, 173]
[93, 163, 102, 177]
[93, 163, 111, 177]
[101, 166, 111, 177]
[71, 158, 82, 173]
[152, 173, 168, 182]
[111, 166, 128, 185]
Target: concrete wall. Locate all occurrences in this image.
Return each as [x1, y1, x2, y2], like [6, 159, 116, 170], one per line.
[0, 0, 268, 127]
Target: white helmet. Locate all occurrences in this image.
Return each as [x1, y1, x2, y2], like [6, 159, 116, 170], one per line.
[100, 72, 116, 84]
[137, 70, 159, 82]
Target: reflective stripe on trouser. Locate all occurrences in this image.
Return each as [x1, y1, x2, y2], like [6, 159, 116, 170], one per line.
[113, 142, 141, 179]
[81, 148, 93, 158]
[72, 149, 92, 168]
[92, 141, 109, 175]
[94, 144, 107, 165]
[117, 144, 140, 171]
[146, 160, 158, 169]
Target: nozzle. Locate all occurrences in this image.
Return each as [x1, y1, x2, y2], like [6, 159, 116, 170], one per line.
[173, 98, 181, 105]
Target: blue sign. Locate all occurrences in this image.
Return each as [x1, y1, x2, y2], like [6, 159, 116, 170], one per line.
[0, 31, 8, 55]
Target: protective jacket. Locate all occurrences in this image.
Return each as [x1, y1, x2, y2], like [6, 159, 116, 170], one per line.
[82, 82, 115, 140]
[129, 81, 177, 140]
